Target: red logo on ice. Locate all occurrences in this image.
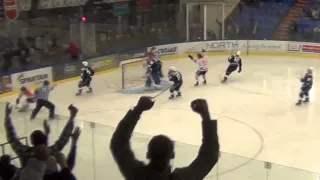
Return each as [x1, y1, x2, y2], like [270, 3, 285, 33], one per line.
[4, 0, 19, 21]
[301, 44, 320, 53]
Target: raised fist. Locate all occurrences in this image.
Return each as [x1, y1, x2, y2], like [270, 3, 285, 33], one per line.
[191, 99, 209, 115]
[136, 96, 155, 112]
[5, 102, 12, 117]
[68, 104, 78, 118]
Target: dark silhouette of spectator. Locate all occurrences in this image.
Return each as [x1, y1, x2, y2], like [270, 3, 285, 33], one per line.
[1, 49, 14, 72]
[110, 96, 219, 180]
[0, 155, 17, 180]
[4, 103, 77, 170]
[289, 21, 298, 41]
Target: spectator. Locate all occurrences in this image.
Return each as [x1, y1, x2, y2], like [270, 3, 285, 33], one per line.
[4, 103, 77, 176]
[67, 42, 80, 61]
[0, 155, 17, 180]
[289, 21, 298, 41]
[313, 24, 320, 41]
[110, 96, 219, 180]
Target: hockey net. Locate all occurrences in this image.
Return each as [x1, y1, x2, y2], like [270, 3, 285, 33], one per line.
[121, 58, 148, 89]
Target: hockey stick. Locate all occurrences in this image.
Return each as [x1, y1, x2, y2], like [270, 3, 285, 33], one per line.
[151, 87, 170, 99]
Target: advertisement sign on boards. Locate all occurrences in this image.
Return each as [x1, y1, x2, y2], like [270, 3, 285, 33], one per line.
[147, 45, 178, 57]
[11, 67, 52, 90]
[119, 48, 147, 61]
[53, 61, 82, 81]
[89, 54, 119, 72]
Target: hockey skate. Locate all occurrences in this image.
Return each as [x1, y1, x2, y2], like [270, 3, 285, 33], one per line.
[76, 89, 82, 96]
[221, 77, 227, 83]
[194, 82, 199, 86]
[296, 100, 303, 106]
[87, 87, 93, 94]
[169, 94, 175, 100]
[303, 98, 309, 103]
[176, 92, 182, 97]
[203, 80, 207, 85]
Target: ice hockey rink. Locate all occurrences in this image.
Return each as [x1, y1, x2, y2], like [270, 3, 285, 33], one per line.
[1, 54, 320, 180]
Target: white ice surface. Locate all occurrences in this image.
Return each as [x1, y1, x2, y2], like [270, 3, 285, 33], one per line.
[2, 55, 320, 179]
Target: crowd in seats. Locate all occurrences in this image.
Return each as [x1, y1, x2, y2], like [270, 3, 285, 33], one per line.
[0, 4, 180, 74]
[1, 104, 80, 180]
[295, 1, 320, 41]
[234, 0, 293, 40]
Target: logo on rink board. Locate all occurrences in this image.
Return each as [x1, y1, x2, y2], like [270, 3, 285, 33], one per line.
[11, 67, 52, 90]
[149, 46, 177, 56]
[301, 44, 320, 53]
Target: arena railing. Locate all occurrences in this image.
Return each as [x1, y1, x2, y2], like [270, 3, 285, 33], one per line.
[0, 101, 319, 180]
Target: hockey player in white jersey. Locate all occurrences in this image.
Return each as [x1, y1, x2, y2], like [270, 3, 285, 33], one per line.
[188, 52, 208, 86]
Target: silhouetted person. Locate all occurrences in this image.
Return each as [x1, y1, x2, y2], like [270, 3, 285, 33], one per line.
[110, 96, 219, 180]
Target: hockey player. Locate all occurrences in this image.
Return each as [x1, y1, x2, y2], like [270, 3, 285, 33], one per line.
[145, 53, 162, 89]
[296, 67, 314, 106]
[16, 86, 36, 112]
[221, 51, 242, 83]
[188, 53, 208, 86]
[147, 51, 163, 78]
[168, 67, 183, 99]
[76, 61, 94, 96]
[30, 80, 57, 120]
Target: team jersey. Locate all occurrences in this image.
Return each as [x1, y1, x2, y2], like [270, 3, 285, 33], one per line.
[19, 88, 34, 98]
[81, 67, 94, 79]
[168, 71, 183, 84]
[193, 57, 208, 71]
[228, 55, 242, 69]
[35, 85, 55, 100]
[301, 72, 313, 88]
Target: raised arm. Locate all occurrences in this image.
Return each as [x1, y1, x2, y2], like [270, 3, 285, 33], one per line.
[4, 103, 28, 158]
[50, 105, 77, 152]
[173, 99, 219, 180]
[67, 127, 81, 171]
[110, 97, 154, 178]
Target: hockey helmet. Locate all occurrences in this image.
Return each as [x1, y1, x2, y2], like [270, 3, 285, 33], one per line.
[82, 61, 89, 66]
[307, 67, 314, 73]
[20, 86, 27, 91]
[236, 51, 241, 56]
[197, 53, 203, 58]
[169, 66, 176, 71]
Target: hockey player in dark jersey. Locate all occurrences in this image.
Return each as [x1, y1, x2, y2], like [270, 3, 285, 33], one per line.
[296, 67, 314, 106]
[221, 51, 242, 83]
[76, 61, 95, 96]
[168, 67, 183, 99]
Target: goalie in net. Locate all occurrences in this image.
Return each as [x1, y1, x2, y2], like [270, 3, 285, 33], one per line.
[121, 52, 163, 89]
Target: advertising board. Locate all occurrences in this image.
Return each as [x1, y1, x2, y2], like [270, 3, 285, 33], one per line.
[11, 67, 52, 90]
[53, 61, 82, 81]
[119, 48, 146, 61]
[288, 42, 320, 54]
[89, 54, 119, 72]
[147, 44, 178, 57]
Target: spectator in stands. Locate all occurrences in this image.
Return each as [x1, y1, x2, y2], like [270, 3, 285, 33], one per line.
[4, 103, 77, 174]
[313, 24, 320, 41]
[289, 21, 298, 41]
[0, 155, 17, 180]
[67, 42, 80, 61]
[303, 8, 313, 19]
[1, 48, 14, 72]
[110, 96, 219, 180]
